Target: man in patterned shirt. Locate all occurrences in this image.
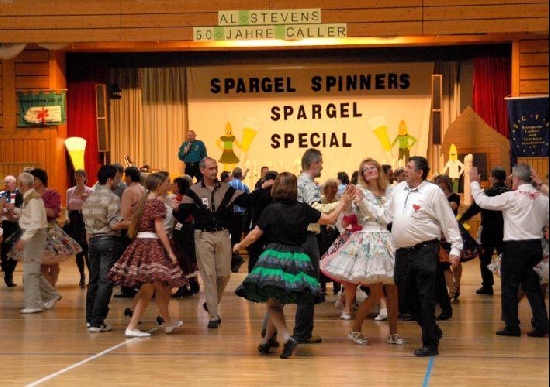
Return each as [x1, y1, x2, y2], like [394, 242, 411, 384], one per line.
[293, 148, 343, 344]
[82, 165, 127, 332]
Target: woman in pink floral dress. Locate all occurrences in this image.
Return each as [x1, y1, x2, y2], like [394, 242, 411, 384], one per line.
[108, 173, 186, 337]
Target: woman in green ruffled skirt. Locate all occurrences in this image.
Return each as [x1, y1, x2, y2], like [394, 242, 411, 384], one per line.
[234, 172, 353, 359]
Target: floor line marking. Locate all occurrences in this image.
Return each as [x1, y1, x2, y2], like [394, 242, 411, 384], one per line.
[422, 356, 435, 387]
[26, 328, 159, 387]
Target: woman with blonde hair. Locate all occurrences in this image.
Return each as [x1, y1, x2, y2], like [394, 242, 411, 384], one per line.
[321, 158, 405, 346]
[108, 173, 186, 337]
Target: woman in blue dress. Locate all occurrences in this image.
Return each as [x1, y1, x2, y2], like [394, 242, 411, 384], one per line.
[234, 172, 354, 359]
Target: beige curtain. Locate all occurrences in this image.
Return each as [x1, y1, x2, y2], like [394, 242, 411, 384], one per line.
[109, 67, 187, 178]
[141, 68, 186, 177]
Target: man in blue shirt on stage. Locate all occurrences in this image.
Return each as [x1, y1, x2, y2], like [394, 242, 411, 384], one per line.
[178, 130, 207, 182]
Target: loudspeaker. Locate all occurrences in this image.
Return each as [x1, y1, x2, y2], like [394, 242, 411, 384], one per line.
[95, 84, 109, 152]
[431, 75, 442, 145]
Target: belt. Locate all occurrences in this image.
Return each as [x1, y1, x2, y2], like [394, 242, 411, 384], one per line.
[399, 238, 439, 252]
[136, 232, 158, 239]
[197, 226, 226, 232]
[90, 234, 115, 240]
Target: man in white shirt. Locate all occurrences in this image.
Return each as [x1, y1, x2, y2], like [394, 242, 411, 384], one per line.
[356, 156, 462, 357]
[15, 172, 60, 314]
[470, 164, 549, 337]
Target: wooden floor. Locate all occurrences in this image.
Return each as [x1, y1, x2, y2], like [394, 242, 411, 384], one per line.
[1, 259, 548, 387]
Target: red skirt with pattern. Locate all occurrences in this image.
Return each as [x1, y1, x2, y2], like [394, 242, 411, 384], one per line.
[108, 238, 187, 288]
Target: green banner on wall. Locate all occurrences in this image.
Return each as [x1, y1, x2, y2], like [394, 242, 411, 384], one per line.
[17, 90, 66, 126]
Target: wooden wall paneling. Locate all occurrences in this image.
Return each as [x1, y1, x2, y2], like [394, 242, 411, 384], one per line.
[1, 60, 16, 130]
[15, 50, 50, 63]
[519, 38, 550, 53]
[520, 53, 550, 67]
[0, 63, 3, 128]
[49, 50, 68, 201]
[0, 15, 125, 30]
[424, 0, 548, 5]
[423, 19, 548, 35]
[520, 66, 549, 80]
[119, 13, 216, 28]
[518, 80, 549, 94]
[424, 4, 548, 20]
[518, 157, 549, 180]
[271, 0, 423, 9]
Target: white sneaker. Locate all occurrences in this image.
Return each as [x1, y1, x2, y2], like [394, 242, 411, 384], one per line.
[89, 324, 113, 332]
[375, 308, 387, 321]
[43, 294, 62, 310]
[387, 334, 407, 345]
[165, 320, 183, 334]
[125, 328, 151, 338]
[20, 308, 43, 314]
[340, 312, 353, 320]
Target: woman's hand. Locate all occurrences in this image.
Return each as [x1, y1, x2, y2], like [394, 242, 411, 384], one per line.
[168, 251, 178, 264]
[233, 242, 242, 253]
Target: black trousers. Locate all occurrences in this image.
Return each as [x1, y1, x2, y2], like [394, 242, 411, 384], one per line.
[479, 237, 504, 289]
[1, 221, 19, 281]
[293, 233, 320, 340]
[501, 240, 548, 333]
[395, 240, 440, 349]
[185, 162, 202, 182]
[435, 262, 452, 314]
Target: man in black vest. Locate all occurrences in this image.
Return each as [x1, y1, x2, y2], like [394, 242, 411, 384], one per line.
[459, 167, 510, 295]
[1, 175, 23, 288]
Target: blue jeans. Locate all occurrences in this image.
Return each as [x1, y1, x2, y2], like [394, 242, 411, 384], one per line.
[86, 236, 118, 327]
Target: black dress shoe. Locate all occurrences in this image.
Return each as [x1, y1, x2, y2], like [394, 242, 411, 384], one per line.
[527, 329, 549, 338]
[280, 337, 298, 359]
[476, 287, 494, 295]
[207, 320, 218, 329]
[258, 342, 271, 354]
[268, 336, 280, 348]
[496, 328, 521, 336]
[124, 307, 133, 318]
[414, 346, 439, 357]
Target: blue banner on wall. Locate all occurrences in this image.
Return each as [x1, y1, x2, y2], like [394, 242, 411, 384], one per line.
[507, 96, 549, 162]
[17, 90, 66, 127]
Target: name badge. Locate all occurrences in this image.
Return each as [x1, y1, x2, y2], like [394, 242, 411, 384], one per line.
[202, 198, 209, 206]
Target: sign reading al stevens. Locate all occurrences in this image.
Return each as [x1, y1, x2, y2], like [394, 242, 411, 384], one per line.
[194, 9, 347, 42]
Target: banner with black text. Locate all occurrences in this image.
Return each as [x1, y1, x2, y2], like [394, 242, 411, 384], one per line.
[187, 63, 434, 186]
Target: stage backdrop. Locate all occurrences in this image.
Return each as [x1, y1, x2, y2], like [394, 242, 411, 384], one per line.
[187, 63, 434, 186]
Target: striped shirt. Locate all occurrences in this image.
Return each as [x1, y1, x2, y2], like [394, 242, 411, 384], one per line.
[228, 179, 250, 213]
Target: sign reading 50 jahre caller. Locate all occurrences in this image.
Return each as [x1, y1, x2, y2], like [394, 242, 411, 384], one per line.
[194, 9, 346, 41]
[187, 63, 434, 182]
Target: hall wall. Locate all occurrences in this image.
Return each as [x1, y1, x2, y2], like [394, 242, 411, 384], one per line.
[0, 0, 548, 195]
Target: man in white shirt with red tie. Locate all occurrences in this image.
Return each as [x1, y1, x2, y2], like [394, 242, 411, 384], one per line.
[470, 163, 549, 338]
[356, 156, 462, 357]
